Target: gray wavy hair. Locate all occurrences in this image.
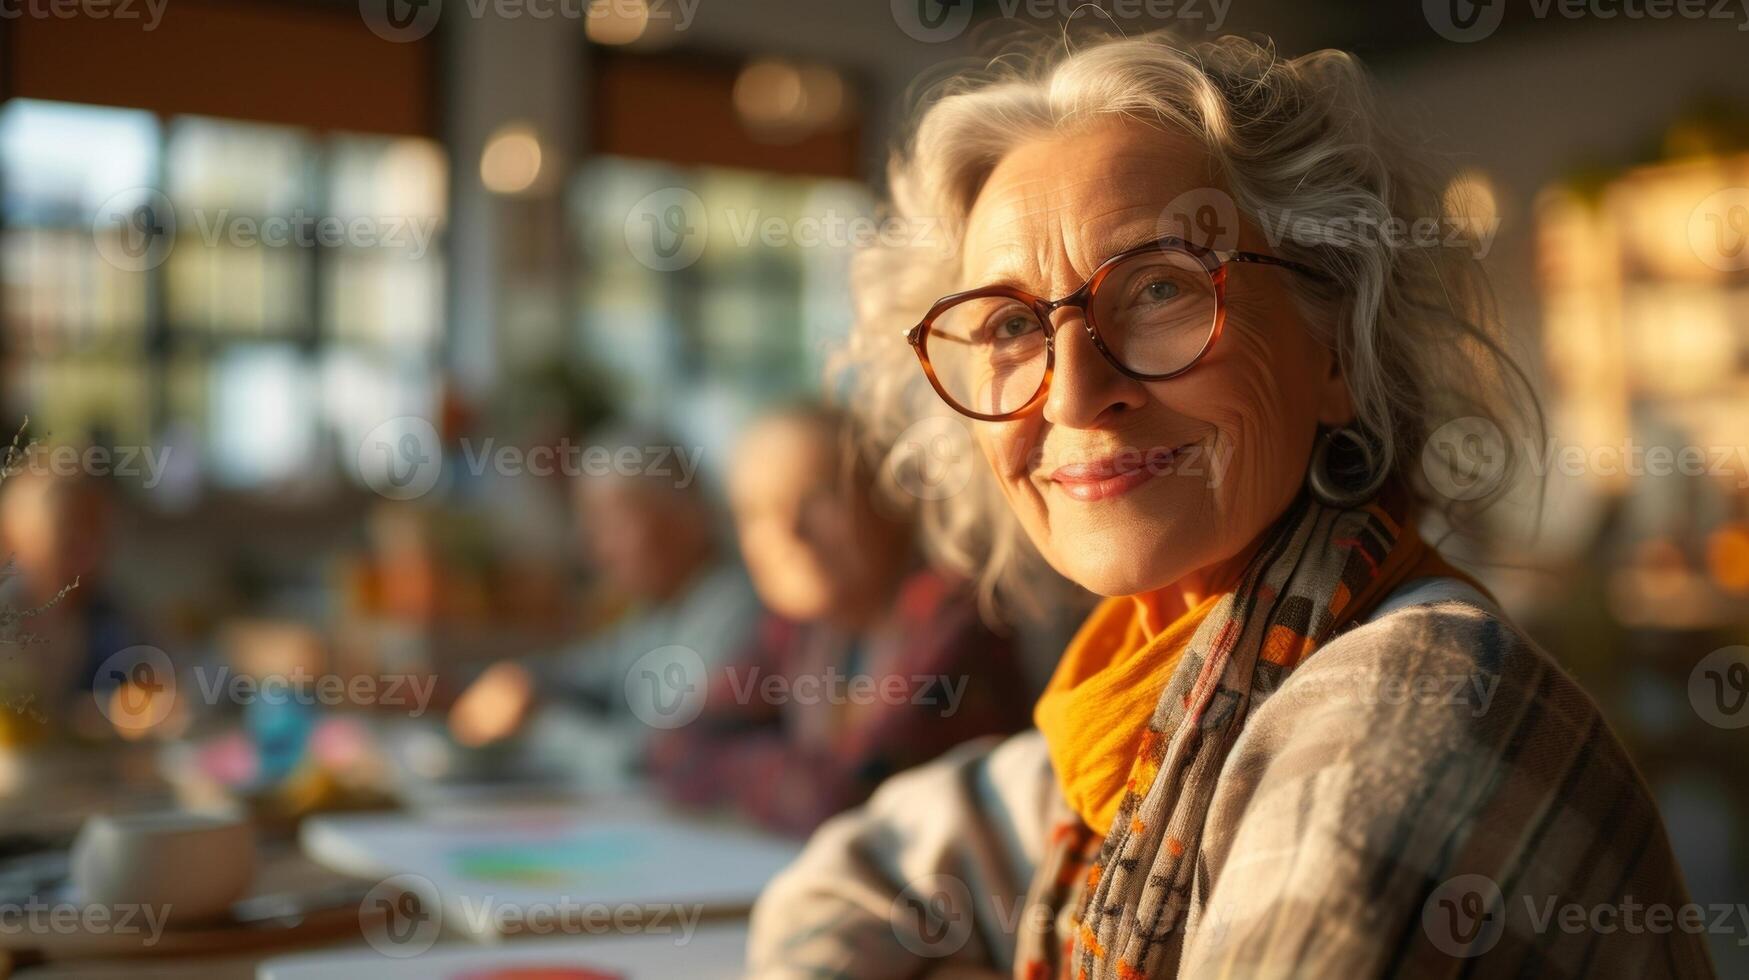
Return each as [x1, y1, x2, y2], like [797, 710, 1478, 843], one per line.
[835, 30, 1539, 621]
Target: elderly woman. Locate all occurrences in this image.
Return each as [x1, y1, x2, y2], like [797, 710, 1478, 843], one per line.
[649, 405, 1033, 836]
[747, 32, 1711, 980]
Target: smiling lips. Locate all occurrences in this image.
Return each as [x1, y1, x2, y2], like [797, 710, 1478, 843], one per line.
[1049, 444, 1191, 502]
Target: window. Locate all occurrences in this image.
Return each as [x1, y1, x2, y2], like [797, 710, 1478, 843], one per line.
[0, 99, 448, 493]
[1535, 152, 1749, 626]
[569, 156, 869, 447]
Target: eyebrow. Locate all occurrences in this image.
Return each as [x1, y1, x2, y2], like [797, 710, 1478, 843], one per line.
[974, 269, 1037, 292]
[1104, 230, 1171, 256]
[966, 230, 1169, 293]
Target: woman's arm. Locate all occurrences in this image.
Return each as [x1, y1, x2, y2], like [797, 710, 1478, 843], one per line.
[747, 730, 1057, 979]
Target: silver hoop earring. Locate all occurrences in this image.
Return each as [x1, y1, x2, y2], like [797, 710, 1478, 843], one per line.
[1307, 426, 1388, 509]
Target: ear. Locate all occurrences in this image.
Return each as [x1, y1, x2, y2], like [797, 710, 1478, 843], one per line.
[1314, 345, 1356, 428]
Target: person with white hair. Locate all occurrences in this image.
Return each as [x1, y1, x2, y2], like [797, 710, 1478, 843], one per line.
[649, 404, 1034, 836]
[448, 423, 761, 785]
[747, 30, 1710, 979]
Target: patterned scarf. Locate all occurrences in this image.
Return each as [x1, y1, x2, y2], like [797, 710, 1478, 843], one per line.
[1019, 490, 1476, 979]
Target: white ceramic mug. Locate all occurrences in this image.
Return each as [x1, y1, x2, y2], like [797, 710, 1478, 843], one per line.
[70, 809, 257, 924]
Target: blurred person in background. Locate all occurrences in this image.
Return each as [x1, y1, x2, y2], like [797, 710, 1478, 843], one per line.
[648, 405, 1034, 836]
[0, 459, 142, 738]
[448, 423, 761, 786]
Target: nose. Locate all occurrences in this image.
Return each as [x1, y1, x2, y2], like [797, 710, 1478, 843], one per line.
[1042, 307, 1148, 429]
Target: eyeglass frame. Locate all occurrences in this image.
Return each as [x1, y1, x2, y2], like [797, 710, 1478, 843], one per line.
[903, 234, 1330, 422]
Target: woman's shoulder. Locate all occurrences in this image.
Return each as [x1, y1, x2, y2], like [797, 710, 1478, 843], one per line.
[1247, 574, 1650, 800]
[1299, 575, 1542, 701]
[1205, 578, 1705, 978]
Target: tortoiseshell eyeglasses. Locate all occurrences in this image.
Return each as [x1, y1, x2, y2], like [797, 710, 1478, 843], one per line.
[905, 235, 1328, 421]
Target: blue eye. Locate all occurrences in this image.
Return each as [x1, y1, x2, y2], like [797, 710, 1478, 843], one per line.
[982, 309, 1039, 343]
[1139, 278, 1181, 303]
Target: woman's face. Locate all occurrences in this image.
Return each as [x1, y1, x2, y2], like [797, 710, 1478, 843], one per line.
[729, 417, 896, 622]
[729, 418, 850, 621]
[959, 118, 1354, 597]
